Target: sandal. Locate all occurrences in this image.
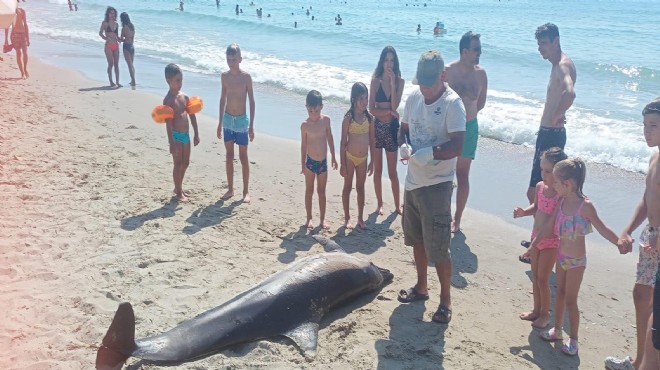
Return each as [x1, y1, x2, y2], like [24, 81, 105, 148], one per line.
[540, 327, 563, 341]
[432, 304, 452, 324]
[397, 287, 429, 303]
[562, 338, 579, 356]
[518, 254, 531, 264]
[520, 240, 531, 248]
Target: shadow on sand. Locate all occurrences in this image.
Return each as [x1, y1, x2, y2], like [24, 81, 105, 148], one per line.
[449, 231, 478, 289]
[375, 301, 447, 369]
[78, 85, 118, 92]
[182, 199, 241, 234]
[120, 198, 179, 231]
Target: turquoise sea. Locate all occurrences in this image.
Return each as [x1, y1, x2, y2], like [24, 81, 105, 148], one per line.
[25, 0, 660, 173]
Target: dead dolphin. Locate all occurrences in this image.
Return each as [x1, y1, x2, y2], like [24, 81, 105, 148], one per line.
[96, 236, 392, 368]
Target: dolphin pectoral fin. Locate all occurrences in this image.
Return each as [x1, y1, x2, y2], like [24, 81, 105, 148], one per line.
[96, 302, 137, 369]
[311, 235, 345, 253]
[283, 322, 319, 356]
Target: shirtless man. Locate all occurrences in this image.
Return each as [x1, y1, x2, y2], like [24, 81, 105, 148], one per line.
[217, 43, 255, 204]
[606, 98, 660, 370]
[527, 23, 576, 204]
[445, 31, 488, 233]
[4, 0, 29, 79]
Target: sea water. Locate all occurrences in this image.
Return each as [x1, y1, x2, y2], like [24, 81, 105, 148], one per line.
[26, 0, 660, 173]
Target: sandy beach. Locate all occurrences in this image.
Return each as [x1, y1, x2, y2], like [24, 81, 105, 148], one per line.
[0, 55, 646, 369]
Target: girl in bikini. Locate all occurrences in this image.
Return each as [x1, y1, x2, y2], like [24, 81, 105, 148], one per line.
[340, 82, 374, 230]
[369, 46, 405, 215]
[120, 12, 136, 87]
[531, 158, 622, 356]
[515, 147, 567, 329]
[99, 6, 120, 87]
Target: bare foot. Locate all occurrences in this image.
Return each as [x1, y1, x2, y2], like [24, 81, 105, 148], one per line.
[221, 190, 234, 200]
[305, 219, 314, 229]
[519, 311, 538, 321]
[357, 220, 367, 230]
[175, 193, 189, 203]
[242, 193, 251, 204]
[320, 221, 330, 230]
[451, 221, 460, 233]
[25, 70, 29, 78]
[395, 206, 403, 215]
[375, 205, 384, 216]
[110, 82, 116, 87]
[532, 316, 550, 329]
[173, 190, 190, 197]
[344, 219, 353, 229]
[116, 83, 123, 88]
[130, 81, 136, 87]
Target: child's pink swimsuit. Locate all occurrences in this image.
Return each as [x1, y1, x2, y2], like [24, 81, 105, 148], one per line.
[531, 185, 560, 250]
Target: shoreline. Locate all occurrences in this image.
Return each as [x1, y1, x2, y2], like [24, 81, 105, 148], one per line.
[0, 52, 647, 369]
[27, 33, 647, 239]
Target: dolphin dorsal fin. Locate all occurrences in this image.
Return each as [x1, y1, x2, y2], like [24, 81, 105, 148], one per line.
[283, 322, 319, 357]
[311, 235, 345, 253]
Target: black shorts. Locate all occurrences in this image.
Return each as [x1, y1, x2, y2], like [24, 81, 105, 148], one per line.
[529, 126, 566, 188]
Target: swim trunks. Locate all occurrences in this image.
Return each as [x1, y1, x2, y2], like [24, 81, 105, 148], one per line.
[223, 128, 249, 146]
[529, 126, 566, 187]
[460, 117, 479, 159]
[172, 130, 190, 145]
[637, 225, 660, 286]
[305, 155, 327, 175]
[123, 42, 134, 55]
[10, 31, 27, 49]
[374, 117, 399, 152]
[222, 112, 250, 132]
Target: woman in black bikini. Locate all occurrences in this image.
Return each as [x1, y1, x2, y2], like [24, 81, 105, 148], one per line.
[120, 12, 136, 86]
[99, 6, 120, 87]
[369, 46, 404, 215]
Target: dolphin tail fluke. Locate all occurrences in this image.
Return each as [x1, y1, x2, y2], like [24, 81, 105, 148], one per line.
[312, 235, 345, 253]
[96, 302, 137, 370]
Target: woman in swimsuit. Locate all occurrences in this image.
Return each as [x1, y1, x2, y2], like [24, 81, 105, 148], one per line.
[99, 6, 120, 87]
[531, 158, 623, 356]
[120, 12, 136, 87]
[369, 46, 404, 215]
[340, 82, 374, 230]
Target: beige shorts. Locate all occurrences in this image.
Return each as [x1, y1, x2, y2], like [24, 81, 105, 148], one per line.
[636, 225, 660, 286]
[402, 181, 453, 264]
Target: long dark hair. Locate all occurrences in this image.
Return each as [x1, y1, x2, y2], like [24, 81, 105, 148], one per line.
[373, 46, 401, 79]
[346, 82, 373, 123]
[104, 6, 117, 23]
[120, 12, 134, 32]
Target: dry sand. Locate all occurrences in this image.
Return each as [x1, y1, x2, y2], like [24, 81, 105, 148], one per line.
[0, 56, 644, 369]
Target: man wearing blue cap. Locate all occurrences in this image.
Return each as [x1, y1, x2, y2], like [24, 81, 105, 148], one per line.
[396, 50, 466, 325]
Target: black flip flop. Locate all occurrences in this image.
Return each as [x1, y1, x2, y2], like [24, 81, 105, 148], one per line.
[519, 254, 531, 264]
[397, 287, 429, 303]
[432, 304, 452, 324]
[520, 240, 531, 248]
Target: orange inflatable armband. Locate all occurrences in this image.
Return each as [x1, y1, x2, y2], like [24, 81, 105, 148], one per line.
[152, 105, 174, 124]
[186, 96, 204, 114]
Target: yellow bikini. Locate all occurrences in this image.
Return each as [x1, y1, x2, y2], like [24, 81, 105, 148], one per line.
[346, 118, 369, 166]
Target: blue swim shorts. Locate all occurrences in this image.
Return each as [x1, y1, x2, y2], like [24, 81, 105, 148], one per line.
[223, 128, 249, 145]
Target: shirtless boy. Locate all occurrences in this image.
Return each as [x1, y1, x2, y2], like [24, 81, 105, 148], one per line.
[606, 98, 660, 370]
[527, 23, 576, 204]
[4, 0, 29, 79]
[163, 64, 200, 202]
[217, 43, 255, 203]
[300, 90, 338, 230]
[445, 31, 488, 233]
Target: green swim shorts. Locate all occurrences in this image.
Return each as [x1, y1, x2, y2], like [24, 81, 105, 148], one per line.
[461, 117, 479, 159]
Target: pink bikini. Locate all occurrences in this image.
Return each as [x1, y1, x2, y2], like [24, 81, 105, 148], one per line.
[555, 198, 593, 270]
[531, 185, 560, 250]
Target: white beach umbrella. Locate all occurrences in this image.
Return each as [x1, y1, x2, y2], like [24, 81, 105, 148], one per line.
[0, 0, 17, 29]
